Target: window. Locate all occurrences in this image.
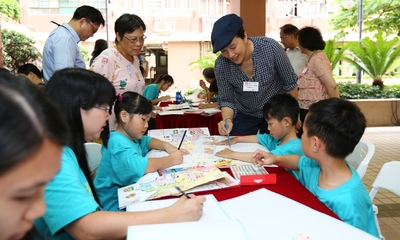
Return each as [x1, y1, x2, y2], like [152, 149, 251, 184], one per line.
[277, 0, 328, 17]
[29, 0, 59, 14]
[199, 0, 226, 16]
[29, 0, 106, 15]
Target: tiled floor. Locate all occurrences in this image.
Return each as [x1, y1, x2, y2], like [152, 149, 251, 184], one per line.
[361, 126, 400, 240]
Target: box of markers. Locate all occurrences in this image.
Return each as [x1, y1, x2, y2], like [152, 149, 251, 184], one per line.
[230, 165, 277, 186]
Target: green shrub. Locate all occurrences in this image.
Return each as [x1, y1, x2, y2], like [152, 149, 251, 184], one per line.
[184, 82, 400, 99]
[338, 82, 400, 99]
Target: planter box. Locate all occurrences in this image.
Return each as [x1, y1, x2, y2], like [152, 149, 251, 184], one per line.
[350, 99, 400, 127]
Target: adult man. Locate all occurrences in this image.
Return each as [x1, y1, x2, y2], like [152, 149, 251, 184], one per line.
[279, 24, 309, 75]
[42, 5, 104, 82]
[211, 14, 298, 135]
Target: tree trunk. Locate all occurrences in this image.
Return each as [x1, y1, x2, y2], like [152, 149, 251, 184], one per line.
[0, 22, 4, 68]
[372, 77, 384, 89]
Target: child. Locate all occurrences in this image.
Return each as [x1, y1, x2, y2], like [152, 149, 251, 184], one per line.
[35, 68, 205, 239]
[95, 91, 190, 211]
[215, 94, 303, 163]
[197, 67, 219, 109]
[252, 98, 379, 238]
[17, 63, 45, 91]
[143, 74, 173, 106]
[197, 67, 218, 100]
[0, 72, 68, 240]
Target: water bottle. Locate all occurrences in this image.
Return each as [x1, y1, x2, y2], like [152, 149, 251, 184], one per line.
[175, 91, 182, 104]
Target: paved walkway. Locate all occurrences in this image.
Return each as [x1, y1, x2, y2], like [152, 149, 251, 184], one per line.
[361, 126, 400, 239]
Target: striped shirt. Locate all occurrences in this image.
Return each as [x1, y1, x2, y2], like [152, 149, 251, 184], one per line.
[215, 37, 298, 118]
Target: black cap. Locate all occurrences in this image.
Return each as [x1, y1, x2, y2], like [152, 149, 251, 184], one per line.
[211, 14, 243, 53]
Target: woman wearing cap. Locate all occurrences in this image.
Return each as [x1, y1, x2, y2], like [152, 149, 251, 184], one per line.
[211, 14, 298, 136]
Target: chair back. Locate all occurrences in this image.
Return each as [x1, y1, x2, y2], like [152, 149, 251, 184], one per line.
[84, 142, 102, 173]
[346, 139, 375, 179]
[369, 161, 400, 201]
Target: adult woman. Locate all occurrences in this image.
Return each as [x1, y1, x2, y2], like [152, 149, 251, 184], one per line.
[211, 14, 298, 135]
[0, 72, 68, 240]
[92, 13, 146, 129]
[17, 63, 45, 90]
[35, 68, 205, 239]
[90, 39, 108, 66]
[297, 26, 339, 136]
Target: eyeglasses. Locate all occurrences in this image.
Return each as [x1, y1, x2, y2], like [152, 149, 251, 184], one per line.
[123, 35, 147, 44]
[87, 21, 98, 34]
[93, 105, 110, 112]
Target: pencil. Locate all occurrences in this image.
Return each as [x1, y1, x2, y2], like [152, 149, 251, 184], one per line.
[225, 120, 231, 149]
[175, 186, 191, 199]
[177, 130, 187, 150]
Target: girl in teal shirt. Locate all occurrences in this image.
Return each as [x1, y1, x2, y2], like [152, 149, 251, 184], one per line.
[95, 91, 190, 211]
[143, 74, 174, 106]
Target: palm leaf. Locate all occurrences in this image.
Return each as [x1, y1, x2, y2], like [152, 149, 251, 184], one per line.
[343, 32, 400, 84]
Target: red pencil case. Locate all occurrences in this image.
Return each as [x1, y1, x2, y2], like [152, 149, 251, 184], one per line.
[240, 174, 277, 186]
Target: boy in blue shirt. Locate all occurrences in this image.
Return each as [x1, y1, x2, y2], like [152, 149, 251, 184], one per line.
[252, 98, 379, 238]
[215, 93, 303, 162]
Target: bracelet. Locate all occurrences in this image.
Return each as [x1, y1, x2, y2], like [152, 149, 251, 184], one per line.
[223, 118, 232, 122]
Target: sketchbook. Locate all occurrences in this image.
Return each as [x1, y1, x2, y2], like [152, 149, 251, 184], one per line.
[117, 165, 225, 209]
[162, 102, 191, 111]
[157, 169, 240, 192]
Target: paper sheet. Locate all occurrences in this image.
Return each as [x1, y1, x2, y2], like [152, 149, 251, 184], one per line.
[127, 219, 250, 240]
[127, 194, 230, 222]
[219, 188, 378, 240]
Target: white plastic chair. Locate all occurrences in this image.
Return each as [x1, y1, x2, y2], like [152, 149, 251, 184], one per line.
[84, 142, 102, 174]
[369, 161, 400, 240]
[346, 139, 375, 179]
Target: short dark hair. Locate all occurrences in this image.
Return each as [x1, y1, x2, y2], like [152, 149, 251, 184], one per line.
[72, 5, 105, 26]
[262, 94, 299, 125]
[298, 26, 325, 51]
[0, 71, 68, 175]
[114, 14, 146, 44]
[280, 24, 300, 38]
[154, 74, 174, 84]
[17, 63, 43, 79]
[235, 26, 245, 39]
[305, 98, 366, 158]
[202, 67, 216, 80]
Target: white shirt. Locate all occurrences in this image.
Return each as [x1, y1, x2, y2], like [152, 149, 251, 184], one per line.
[286, 47, 309, 75]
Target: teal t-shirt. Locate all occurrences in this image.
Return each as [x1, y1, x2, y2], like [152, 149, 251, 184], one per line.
[257, 134, 303, 156]
[298, 156, 379, 238]
[143, 84, 159, 100]
[35, 147, 99, 239]
[257, 134, 303, 178]
[94, 131, 152, 211]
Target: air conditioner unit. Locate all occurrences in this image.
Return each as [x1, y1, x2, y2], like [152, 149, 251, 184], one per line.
[154, 21, 173, 33]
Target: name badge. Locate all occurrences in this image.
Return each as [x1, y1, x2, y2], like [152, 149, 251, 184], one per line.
[243, 82, 259, 92]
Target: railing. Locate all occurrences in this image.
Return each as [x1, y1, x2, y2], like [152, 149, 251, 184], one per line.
[0, 12, 45, 52]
